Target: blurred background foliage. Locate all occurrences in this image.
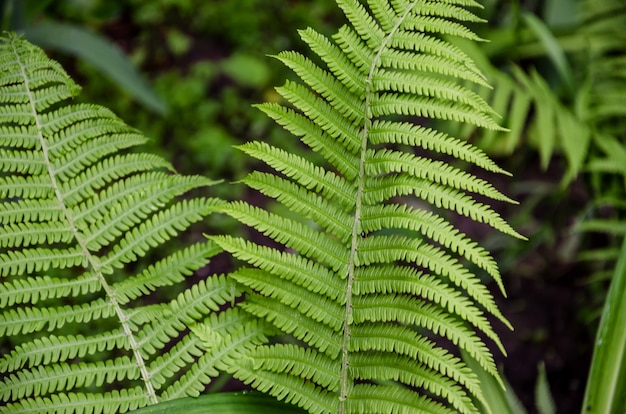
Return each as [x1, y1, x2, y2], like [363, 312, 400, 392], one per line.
[5, 0, 626, 412]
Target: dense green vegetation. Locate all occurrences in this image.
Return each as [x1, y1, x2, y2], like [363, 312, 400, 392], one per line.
[1, 0, 625, 412]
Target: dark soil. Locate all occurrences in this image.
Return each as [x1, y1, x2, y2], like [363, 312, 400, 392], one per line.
[488, 154, 602, 413]
[497, 276, 594, 413]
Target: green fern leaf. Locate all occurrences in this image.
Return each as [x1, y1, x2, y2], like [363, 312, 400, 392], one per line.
[203, 1, 523, 413]
[0, 33, 234, 412]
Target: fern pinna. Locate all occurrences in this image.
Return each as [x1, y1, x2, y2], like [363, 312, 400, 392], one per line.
[203, 1, 524, 413]
[0, 34, 237, 413]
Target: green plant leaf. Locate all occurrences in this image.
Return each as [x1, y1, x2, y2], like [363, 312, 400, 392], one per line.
[582, 236, 626, 414]
[522, 12, 574, 96]
[543, 0, 579, 28]
[22, 20, 167, 114]
[221, 53, 271, 88]
[129, 392, 308, 413]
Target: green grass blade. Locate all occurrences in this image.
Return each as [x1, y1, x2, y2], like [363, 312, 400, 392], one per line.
[582, 236, 626, 414]
[22, 20, 167, 114]
[129, 392, 307, 414]
[522, 12, 575, 97]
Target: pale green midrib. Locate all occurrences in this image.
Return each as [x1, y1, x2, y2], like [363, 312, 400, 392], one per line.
[12, 39, 158, 404]
[338, 4, 417, 414]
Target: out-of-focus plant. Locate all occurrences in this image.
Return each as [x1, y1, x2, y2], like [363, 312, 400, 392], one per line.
[69, 0, 342, 182]
[1, 0, 167, 114]
[463, 351, 556, 414]
[453, 0, 626, 412]
[582, 237, 626, 413]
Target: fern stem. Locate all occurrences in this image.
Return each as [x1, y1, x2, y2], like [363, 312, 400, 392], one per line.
[338, 3, 417, 412]
[11, 37, 159, 405]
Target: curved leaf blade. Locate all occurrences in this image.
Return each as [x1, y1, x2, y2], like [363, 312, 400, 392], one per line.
[582, 236, 626, 414]
[130, 392, 307, 414]
[22, 20, 167, 114]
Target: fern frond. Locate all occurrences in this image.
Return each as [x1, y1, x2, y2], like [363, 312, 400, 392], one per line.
[203, 1, 522, 413]
[0, 33, 232, 412]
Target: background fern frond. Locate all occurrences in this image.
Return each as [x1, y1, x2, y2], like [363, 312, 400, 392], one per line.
[453, 0, 626, 307]
[201, 1, 522, 413]
[0, 33, 235, 413]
